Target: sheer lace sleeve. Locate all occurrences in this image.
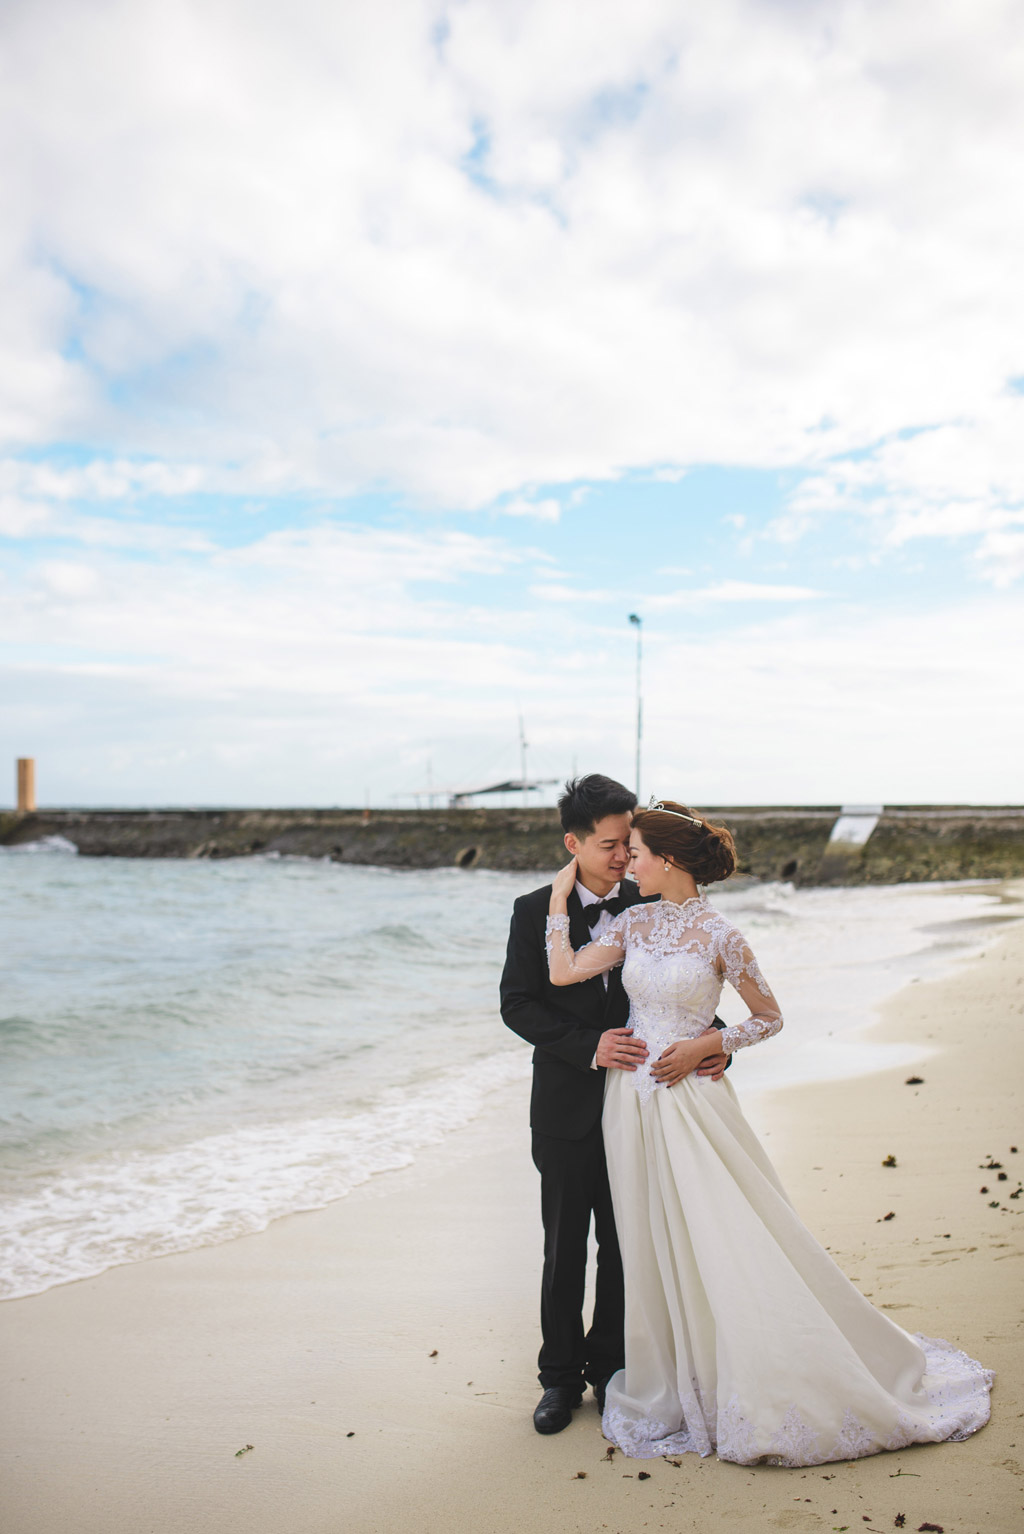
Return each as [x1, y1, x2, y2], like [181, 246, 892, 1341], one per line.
[545, 911, 628, 986]
[713, 923, 783, 1054]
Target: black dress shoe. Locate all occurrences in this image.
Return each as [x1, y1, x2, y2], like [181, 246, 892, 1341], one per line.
[533, 1386, 583, 1435]
[594, 1375, 613, 1414]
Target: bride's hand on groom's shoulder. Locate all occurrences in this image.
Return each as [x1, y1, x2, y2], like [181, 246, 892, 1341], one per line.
[550, 857, 578, 906]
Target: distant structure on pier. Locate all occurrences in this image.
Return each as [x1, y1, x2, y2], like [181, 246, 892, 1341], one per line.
[17, 758, 36, 814]
[397, 778, 558, 809]
[448, 778, 558, 809]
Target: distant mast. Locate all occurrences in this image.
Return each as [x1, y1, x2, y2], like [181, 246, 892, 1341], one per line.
[629, 614, 643, 800]
[518, 714, 529, 808]
[17, 758, 36, 814]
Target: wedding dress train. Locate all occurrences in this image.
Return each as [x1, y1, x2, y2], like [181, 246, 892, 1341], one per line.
[546, 896, 993, 1466]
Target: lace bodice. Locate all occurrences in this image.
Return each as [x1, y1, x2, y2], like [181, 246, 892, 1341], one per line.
[546, 897, 781, 1102]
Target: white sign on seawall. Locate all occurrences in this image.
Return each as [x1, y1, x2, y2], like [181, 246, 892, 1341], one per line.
[827, 805, 884, 847]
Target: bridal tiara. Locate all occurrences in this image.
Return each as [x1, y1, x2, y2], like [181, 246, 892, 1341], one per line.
[645, 796, 703, 826]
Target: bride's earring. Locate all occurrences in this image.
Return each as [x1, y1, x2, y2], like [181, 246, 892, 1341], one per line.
[663, 861, 670, 872]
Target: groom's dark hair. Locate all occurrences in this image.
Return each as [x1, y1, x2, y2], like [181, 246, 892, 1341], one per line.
[558, 774, 637, 838]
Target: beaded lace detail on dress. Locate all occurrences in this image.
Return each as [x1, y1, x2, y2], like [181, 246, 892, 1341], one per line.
[545, 900, 993, 1466]
[545, 897, 993, 1467]
[601, 1334, 994, 1465]
[546, 898, 782, 1104]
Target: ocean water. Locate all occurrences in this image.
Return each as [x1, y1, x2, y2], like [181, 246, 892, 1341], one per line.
[1, 843, 1019, 1300]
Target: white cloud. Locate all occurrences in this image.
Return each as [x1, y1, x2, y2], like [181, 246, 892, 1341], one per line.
[975, 527, 1024, 588]
[37, 560, 99, 598]
[529, 581, 616, 603]
[775, 398, 1024, 571]
[0, 490, 215, 552]
[2, 524, 1019, 806]
[638, 595, 1024, 806]
[2, 2, 1024, 807]
[0, 494, 51, 538]
[501, 496, 561, 522]
[0, 0, 1022, 547]
[649, 580, 825, 607]
[3, 522, 524, 687]
[0, 457, 207, 502]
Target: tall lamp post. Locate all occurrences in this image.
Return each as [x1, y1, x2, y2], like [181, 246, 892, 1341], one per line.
[628, 613, 642, 800]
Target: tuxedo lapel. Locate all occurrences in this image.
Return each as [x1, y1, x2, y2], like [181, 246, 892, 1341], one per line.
[567, 888, 593, 954]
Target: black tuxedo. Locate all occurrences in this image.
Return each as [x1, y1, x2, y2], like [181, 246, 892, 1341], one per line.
[501, 881, 730, 1392]
[500, 880, 649, 1391]
[501, 882, 648, 1137]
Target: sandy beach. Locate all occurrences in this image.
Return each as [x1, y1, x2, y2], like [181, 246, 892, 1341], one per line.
[2, 889, 1022, 1534]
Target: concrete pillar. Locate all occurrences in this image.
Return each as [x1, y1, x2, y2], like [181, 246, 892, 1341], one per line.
[16, 758, 36, 814]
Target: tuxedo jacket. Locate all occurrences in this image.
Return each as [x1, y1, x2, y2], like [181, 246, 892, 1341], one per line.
[500, 881, 651, 1141]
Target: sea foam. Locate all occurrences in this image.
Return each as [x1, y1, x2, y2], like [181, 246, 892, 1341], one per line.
[1, 856, 1018, 1300]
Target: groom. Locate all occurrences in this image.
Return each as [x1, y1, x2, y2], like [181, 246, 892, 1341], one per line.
[500, 774, 728, 1434]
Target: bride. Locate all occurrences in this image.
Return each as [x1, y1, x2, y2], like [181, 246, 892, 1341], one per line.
[545, 798, 993, 1467]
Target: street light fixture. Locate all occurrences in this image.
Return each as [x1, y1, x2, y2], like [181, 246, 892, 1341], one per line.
[628, 613, 642, 800]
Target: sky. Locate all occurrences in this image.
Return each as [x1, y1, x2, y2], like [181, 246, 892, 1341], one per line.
[2, 0, 1023, 809]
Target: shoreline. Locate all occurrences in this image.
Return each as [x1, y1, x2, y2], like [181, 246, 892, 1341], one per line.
[1, 891, 1022, 1530]
[2, 878, 1017, 1306]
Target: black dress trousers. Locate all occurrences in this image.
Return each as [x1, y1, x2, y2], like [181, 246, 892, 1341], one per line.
[531, 1119, 625, 1389]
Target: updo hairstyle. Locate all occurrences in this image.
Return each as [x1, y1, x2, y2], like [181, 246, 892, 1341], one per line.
[631, 801, 736, 885]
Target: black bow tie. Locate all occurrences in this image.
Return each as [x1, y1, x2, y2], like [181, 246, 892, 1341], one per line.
[584, 899, 619, 928]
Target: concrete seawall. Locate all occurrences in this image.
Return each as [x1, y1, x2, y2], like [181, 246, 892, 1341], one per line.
[3, 805, 1024, 886]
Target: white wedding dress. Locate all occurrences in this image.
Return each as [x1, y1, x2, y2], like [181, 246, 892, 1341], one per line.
[546, 896, 993, 1466]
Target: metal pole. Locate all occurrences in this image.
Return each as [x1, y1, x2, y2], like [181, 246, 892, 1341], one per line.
[628, 614, 642, 800]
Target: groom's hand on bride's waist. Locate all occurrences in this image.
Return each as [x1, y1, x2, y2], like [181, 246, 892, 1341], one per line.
[595, 1027, 649, 1071]
[693, 1048, 729, 1082]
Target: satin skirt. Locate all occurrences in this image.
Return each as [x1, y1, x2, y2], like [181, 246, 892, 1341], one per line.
[600, 1070, 993, 1465]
